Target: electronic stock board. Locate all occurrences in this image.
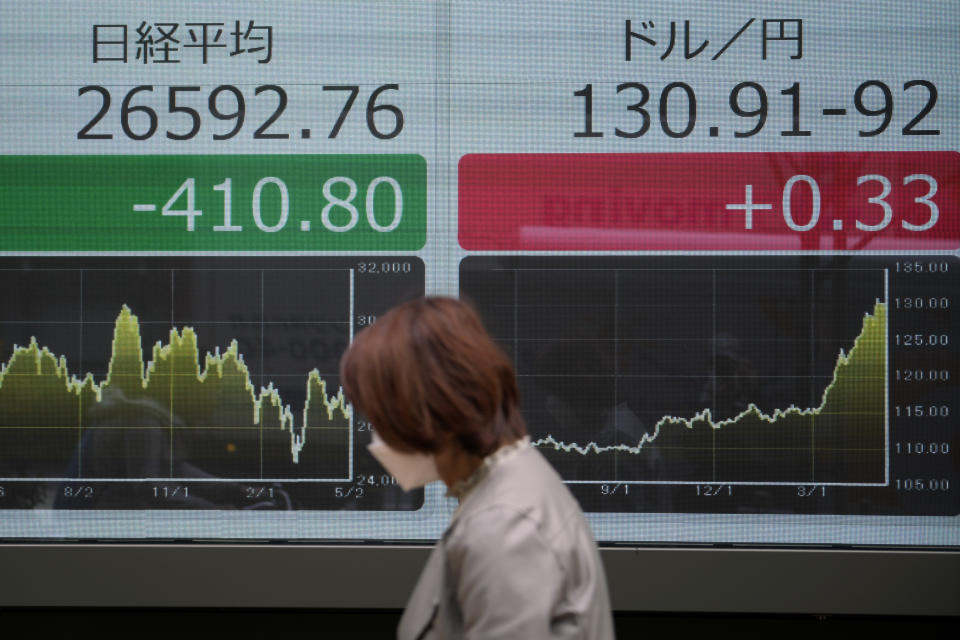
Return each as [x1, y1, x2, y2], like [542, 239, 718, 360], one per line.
[0, 1, 956, 564]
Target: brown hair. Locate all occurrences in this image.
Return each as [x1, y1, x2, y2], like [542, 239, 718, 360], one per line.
[340, 297, 526, 457]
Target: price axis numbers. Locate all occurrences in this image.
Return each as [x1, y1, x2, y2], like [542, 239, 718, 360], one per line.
[889, 257, 956, 501]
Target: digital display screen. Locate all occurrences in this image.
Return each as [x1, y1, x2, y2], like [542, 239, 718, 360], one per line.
[0, 1, 956, 548]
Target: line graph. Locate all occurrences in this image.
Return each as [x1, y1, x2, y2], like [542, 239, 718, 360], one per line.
[0, 258, 423, 496]
[1, 304, 353, 479]
[461, 256, 890, 491]
[535, 301, 886, 485]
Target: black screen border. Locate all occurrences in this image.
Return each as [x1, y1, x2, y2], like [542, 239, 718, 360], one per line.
[0, 544, 957, 615]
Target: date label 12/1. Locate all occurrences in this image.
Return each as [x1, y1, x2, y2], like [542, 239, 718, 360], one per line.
[0, 154, 426, 251]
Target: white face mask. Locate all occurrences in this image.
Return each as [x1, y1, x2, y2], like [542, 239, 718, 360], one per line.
[367, 430, 441, 491]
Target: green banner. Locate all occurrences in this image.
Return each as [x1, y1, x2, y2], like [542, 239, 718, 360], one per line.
[0, 155, 426, 251]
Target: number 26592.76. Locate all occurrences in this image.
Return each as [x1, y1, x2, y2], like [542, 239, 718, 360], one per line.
[78, 84, 403, 141]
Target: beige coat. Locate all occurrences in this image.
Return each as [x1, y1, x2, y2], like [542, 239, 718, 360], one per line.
[398, 446, 615, 640]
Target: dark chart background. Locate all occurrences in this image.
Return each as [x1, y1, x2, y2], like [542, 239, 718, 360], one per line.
[461, 255, 958, 515]
[0, 257, 424, 511]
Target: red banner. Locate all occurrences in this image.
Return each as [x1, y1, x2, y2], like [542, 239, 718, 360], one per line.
[458, 152, 960, 251]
